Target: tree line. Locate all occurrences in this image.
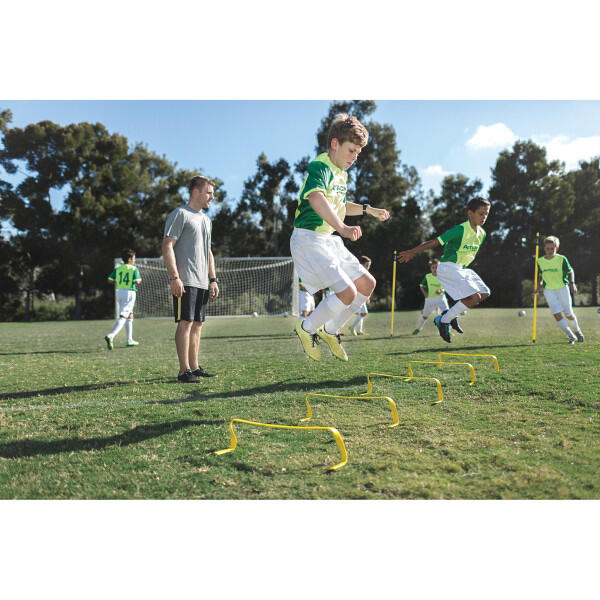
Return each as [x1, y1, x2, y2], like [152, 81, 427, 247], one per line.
[0, 102, 598, 321]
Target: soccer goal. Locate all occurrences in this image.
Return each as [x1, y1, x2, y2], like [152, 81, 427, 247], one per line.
[115, 257, 299, 318]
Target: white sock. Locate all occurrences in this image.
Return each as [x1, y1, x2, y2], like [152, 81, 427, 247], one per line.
[356, 316, 364, 333]
[556, 318, 574, 338]
[125, 319, 133, 342]
[417, 316, 426, 330]
[441, 301, 467, 324]
[109, 317, 126, 338]
[349, 314, 362, 329]
[302, 293, 347, 334]
[568, 315, 582, 333]
[324, 292, 369, 333]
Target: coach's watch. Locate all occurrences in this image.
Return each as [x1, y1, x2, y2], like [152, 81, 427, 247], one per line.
[209, 277, 218, 283]
[363, 204, 371, 215]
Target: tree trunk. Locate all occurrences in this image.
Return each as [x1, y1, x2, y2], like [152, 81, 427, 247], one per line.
[24, 270, 34, 322]
[515, 260, 523, 307]
[74, 265, 83, 320]
[592, 273, 599, 306]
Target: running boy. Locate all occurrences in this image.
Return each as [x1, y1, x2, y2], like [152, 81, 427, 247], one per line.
[535, 235, 584, 344]
[348, 255, 372, 335]
[412, 258, 450, 335]
[290, 113, 390, 361]
[397, 197, 491, 343]
[105, 248, 141, 349]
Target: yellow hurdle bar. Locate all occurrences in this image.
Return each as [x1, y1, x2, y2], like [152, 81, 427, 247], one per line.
[361, 372, 444, 405]
[437, 352, 499, 372]
[407, 360, 476, 386]
[390, 251, 397, 337]
[300, 393, 399, 428]
[532, 232, 541, 343]
[215, 418, 348, 471]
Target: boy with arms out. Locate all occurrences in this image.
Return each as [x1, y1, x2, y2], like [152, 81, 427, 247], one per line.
[397, 197, 491, 343]
[412, 258, 450, 335]
[290, 114, 390, 361]
[105, 248, 141, 349]
[535, 235, 584, 344]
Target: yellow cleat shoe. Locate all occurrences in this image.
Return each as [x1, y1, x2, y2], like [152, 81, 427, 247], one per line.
[348, 326, 358, 336]
[317, 327, 348, 361]
[295, 320, 321, 361]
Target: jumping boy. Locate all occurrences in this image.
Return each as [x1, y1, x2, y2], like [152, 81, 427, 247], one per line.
[412, 258, 450, 335]
[290, 113, 390, 361]
[348, 255, 372, 335]
[397, 197, 491, 343]
[105, 248, 141, 349]
[535, 235, 584, 344]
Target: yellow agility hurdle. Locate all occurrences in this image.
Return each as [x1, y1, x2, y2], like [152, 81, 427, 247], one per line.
[407, 360, 476, 386]
[215, 418, 348, 471]
[361, 372, 444, 405]
[300, 393, 399, 428]
[437, 352, 499, 372]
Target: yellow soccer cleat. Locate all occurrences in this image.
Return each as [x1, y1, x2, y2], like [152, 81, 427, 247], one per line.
[295, 320, 321, 361]
[317, 327, 348, 361]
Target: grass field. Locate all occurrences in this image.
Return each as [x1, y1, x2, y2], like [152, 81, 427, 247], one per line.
[1, 308, 599, 499]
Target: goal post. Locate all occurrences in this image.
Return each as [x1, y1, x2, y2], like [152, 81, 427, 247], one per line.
[116, 257, 299, 318]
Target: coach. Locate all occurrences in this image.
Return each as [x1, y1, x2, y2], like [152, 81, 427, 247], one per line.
[162, 175, 219, 383]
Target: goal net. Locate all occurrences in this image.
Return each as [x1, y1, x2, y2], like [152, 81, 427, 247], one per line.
[115, 257, 299, 318]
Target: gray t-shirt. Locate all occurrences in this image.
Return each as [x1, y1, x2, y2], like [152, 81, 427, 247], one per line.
[164, 205, 212, 289]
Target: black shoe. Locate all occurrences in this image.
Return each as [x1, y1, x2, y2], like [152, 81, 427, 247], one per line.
[191, 366, 217, 378]
[433, 315, 452, 343]
[450, 317, 463, 333]
[177, 369, 201, 383]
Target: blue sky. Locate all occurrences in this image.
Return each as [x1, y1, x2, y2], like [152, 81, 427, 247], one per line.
[2, 100, 600, 218]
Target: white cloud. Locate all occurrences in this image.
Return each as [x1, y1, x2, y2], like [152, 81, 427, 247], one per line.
[422, 165, 451, 177]
[537, 135, 600, 170]
[466, 123, 517, 150]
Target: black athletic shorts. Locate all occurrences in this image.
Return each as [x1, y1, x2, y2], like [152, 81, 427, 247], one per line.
[173, 287, 209, 323]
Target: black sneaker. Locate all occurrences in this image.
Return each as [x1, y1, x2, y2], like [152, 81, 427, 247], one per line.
[177, 369, 201, 383]
[191, 366, 217, 378]
[441, 309, 463, 334]
[433, 315, 452, 343]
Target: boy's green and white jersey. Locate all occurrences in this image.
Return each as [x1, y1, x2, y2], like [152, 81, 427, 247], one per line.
[537, 253, 573, 289]
[437, 221, 486, 268]
[108, 263, 141, 291]
[294, 152, 347, 234]
[420, 273, 445, 297]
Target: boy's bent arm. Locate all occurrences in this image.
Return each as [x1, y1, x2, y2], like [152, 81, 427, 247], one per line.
[308, 192, 361, 241]
[346, 201, 390, 221]
[397, 239, 440, 263]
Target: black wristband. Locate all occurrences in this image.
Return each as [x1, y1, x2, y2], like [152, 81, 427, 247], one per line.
[209, 277, 218, 283]
[363, 204, 370, 215]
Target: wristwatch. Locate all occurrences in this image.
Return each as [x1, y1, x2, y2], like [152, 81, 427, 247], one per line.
[209, 277, 218, 283]
[169, 276, 179, 281]
[363, 204, 371, 215]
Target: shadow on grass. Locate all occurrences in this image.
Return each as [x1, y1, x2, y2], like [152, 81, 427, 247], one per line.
[0, 349, 100, 356]
[0, 378, 169, 401]
[387, 343, 534, 356]
[0, 419, 217, 459]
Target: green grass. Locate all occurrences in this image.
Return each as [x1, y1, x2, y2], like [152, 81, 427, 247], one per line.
[1, 308, 599, 499]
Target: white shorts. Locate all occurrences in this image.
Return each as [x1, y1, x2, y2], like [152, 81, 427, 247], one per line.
[422, 296, 450, 317]
[116, 289, 136, 318]
[436, 262, 490, 302]
[299, 290, 315, 313]
[542, 286, 573, 316]
[290, 228, 368, 295]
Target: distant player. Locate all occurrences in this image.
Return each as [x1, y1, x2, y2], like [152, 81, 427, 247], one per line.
[535, 235, 584, 344]
[348, 255, 372, 335]
[412, 258, 450, 335]
[397, 197, 491, 343]
[299, 280, 315, 318]
[290, 113, 390, 361]
[105, 249, 141, 349]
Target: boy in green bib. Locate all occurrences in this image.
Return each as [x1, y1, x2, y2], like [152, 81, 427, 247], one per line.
[534, 235, 583, 343]
[105, 249, 142, 349]
[412, 258, 450, 335]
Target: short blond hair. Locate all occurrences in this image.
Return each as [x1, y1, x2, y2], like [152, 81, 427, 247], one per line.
[544, 235, 560, 249]
[327, 113, 369, 149]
